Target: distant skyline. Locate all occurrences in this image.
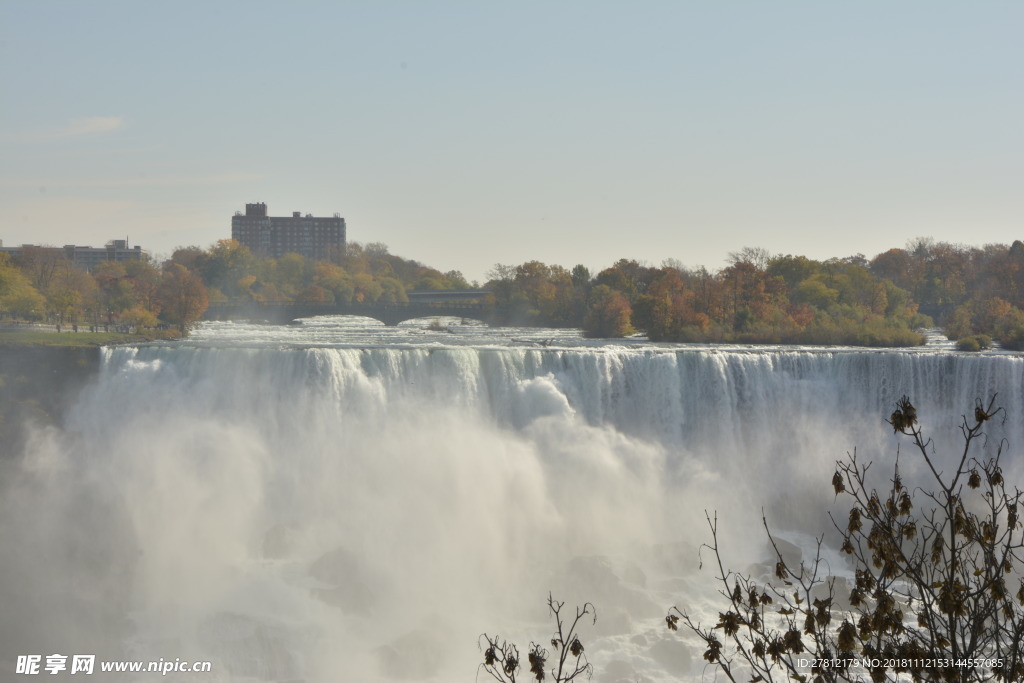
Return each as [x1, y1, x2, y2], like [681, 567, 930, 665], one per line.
[1, 1, 1021, 282]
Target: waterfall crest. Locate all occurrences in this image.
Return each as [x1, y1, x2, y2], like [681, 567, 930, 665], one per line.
[2, 342, 1021, 682]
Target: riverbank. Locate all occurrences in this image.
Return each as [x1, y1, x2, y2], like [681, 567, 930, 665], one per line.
[0, 324, 181, 348]
[0, 343, 106, 459]
[0, 329, 184, 458]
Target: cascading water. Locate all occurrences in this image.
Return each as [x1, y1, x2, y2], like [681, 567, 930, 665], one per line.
[1, 319, 1021, 682]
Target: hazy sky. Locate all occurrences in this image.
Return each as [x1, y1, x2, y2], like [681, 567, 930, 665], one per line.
[1, 1, 1021, 282]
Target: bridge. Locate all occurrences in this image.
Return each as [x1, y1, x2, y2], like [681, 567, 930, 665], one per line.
[203, 291, 498, 326]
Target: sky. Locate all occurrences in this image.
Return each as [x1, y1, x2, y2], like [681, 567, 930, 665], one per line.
[1, 1, 1021, 283]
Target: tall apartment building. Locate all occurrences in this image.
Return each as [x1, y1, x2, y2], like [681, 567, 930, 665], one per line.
[231, 203, 346, 261]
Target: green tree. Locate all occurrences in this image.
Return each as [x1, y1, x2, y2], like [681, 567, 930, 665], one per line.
[352, 273, 383, 303]
[768, 255, 822, 290]
[793, 278, 840, 309]
[570, 264, 592, 289]
[445, 270, 470, 289]
[297, 284, 331, 303]
[274, 252, 310, 297]
[196, 239, 256, 298]
[377, 277, 408, 303]
[485, 264, 518, 308]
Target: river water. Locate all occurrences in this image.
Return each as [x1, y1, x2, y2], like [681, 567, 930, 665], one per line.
[1, 318, 1021, 682]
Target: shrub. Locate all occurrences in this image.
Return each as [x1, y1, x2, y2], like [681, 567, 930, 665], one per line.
[997, 325, 1024, 352]
[480, 595, 595, 682]
[957, 335, 992, 352]
[670, 396, 1024, 682]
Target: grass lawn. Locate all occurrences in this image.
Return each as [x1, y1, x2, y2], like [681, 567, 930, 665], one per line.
[0, 328, 181, 348]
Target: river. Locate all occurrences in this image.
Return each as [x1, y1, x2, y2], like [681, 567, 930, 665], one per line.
[1, 318, 1021, 682]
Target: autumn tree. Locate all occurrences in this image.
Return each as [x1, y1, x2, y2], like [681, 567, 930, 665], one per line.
[514, 261, 558, 313]
[582, 285, 634, 338]
[594, 259, 656, 301]
[119, 305, 159, 332]
[721, 260, 771, 327]
[93, 262, 131, 309]
[512, 261, 574, 323]
[728, 246, 772, 270]
[632, 267, 702, 341]
[14, 246, 66, 293]
[944, 297, 1024, 352]
[90, 259, 164, 323]
[46, 260, 98, 323]
[169, 246, 205, 271]
[0, 255, 46, 319]
[158, 263, 209, 332]
[313, 262, 355, 303]
[671, 396, 1024, 682]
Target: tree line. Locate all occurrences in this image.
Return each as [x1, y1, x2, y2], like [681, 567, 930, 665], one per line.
[0, 246, 206, 333]
[484, 239, 1024, 348]
[0, 240, 470, 333]
[2, 237, 1023, 346]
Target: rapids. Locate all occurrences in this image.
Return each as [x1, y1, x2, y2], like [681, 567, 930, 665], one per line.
[1, 318, 1021, 682]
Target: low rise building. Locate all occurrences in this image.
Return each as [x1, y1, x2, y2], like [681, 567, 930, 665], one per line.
[0, 239, 148, 271]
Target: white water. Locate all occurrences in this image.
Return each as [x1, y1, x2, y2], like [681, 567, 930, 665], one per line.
[1, 319, 1022, 682]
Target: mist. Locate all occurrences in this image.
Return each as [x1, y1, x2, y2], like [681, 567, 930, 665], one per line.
[1, 340, 1021, 681]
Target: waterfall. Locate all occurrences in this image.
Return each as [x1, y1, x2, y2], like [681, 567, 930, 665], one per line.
[2, 343, 1021, 682]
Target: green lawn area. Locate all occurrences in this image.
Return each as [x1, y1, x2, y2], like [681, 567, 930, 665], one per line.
[0, 328, 181, 348]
